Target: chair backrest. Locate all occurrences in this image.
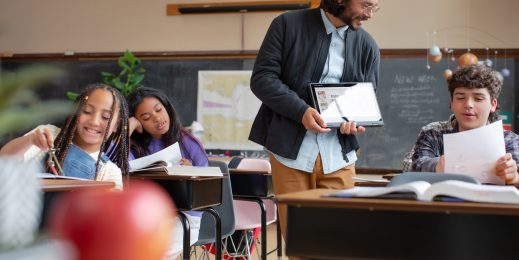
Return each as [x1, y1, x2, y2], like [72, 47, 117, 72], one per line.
[388, 172, 479, 187]
[193, 160, 236, 245]
[235, 158, 271, 172]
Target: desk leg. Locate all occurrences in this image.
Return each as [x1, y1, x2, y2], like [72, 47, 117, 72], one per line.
[199, 208, 221, 260]
[178, 212, 191, 260]
[276, 208, 282, 258]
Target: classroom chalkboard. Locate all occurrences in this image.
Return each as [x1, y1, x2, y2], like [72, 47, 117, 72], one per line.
[1, 56, 516, 169]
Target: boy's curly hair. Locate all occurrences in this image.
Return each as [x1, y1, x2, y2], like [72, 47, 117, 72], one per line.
[448, 64, 502, 122]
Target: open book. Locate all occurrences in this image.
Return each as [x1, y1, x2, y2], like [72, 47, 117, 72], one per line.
[325, 180, 519, 204]
[131, 164, 223, 177]
[37, 172, 91, 181]
[129, 143, 222, 177]
[129, 143, 182, 170]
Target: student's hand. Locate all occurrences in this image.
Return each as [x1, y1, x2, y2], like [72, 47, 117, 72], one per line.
[495, 153, 519, 185]
[301, 107, 331, 133]
[31, 127, 54, 151]
[435, 155, 445, 173]
[128, 117, 143, 135]
[339, 121, 365, 135]
[179, 158, 192, 166]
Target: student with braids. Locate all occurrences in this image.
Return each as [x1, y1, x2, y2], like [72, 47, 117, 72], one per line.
[0, 83, 130, 190]
[127, 86, 208, 257]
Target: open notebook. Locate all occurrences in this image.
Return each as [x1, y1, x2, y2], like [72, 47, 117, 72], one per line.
[308, 82, 383, 127]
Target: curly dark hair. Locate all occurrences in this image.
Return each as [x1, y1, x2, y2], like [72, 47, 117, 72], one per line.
[320, 0, 350, 17]
[51, 83, 130, 177]
[447, 64, 502, 122]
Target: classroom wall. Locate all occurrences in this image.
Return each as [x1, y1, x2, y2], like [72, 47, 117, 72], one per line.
[0, 0, 518, 54]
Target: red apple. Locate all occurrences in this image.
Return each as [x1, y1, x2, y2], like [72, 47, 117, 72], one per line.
[48, 180, 175, 260]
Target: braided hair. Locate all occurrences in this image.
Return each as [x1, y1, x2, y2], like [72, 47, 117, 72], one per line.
[127, 87, 196, 159]
[49, 83, 130, 177]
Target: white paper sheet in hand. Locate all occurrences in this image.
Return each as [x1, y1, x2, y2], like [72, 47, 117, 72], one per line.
[129, 143, 182, 170]
[444, 120, 505, 184]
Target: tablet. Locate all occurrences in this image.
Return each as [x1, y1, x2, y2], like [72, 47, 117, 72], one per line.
[308, 82, 384, 127]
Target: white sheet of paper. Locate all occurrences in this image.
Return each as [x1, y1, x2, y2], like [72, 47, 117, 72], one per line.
[444, 120, 505, 184]
[129, 142, 182, 170]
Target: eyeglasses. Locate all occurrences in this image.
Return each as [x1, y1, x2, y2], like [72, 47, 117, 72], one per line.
[361, 3, 380, 14]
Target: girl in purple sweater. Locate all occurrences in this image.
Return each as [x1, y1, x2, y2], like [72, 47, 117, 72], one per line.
[127, 87, 208, 257]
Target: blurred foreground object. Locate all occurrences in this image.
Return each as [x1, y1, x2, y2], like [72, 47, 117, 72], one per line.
[0, 158, 42, 249]
[0, 65, 72, 141]
[48, 180, 176, 260]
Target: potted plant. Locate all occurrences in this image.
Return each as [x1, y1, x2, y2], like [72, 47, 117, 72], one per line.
[67, 50, 145, 100]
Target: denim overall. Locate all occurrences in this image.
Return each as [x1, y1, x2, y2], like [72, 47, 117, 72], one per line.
[60, 144, 109, 180]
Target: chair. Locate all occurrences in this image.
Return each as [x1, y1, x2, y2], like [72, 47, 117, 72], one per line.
[191, 160, 236, 259]
[226, 158, 280, 260]
[388, 172, 479, 187]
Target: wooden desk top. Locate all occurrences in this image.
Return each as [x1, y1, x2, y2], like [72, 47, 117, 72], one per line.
[276, 188, 519, 216]
[42, 179, 115, 192]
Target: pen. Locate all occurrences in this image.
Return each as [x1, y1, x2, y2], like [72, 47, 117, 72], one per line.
[334, 100, 350, 122]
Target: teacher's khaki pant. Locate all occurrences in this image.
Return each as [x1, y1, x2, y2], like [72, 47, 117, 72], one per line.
[270, 153, 355, 260]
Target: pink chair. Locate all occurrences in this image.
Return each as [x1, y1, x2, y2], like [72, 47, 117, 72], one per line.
[225, 158, 281, 260]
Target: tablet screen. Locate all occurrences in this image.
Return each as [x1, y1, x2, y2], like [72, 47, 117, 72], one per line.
[309, 82, 383, 127]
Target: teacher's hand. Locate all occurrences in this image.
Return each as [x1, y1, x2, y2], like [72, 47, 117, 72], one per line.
[339, 121, 365, 135]
[301, 108, 331, 133]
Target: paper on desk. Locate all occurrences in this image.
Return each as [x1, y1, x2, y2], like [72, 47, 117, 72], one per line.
[129, 142, 182, 170]
[444, 120, 505, 184]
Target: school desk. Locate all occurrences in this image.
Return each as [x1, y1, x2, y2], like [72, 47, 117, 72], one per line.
[42, 179, 115, 192]
[41, 179, 116, 229]
[276, 189, 519, 259]
[130, 174, 224, 260]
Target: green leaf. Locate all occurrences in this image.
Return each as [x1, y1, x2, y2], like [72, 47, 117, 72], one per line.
[118, 57, 131, 70]
[124, 49, 136, 64]
[96, 50, 145, 97]
[66, 91, 79, 101]
[112, 78, 125, 90]
[131, 74, 145, 86]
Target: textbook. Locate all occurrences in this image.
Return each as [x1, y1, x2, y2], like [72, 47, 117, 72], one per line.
[37, 172, 90, 181]
[129, 143, 182, 170]
[129, 144, 222, 177]
[131, 164, 223, 177]
[325, 180, 519, 204]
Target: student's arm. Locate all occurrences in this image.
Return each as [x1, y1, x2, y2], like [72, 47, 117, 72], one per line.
[97, 162, 123, 190]
[128, 117, 143, 136]
[181, 134, 209, 167]
[411, 129, 443, 172]
[496, 132, 519, 185]
[0, 126, 54, 157]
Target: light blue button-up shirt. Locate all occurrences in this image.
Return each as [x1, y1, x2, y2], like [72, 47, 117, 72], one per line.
[272, 9, 357, 174]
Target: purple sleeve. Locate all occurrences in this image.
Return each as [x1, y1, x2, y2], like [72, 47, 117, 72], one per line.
[180, 135, 209, 167]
